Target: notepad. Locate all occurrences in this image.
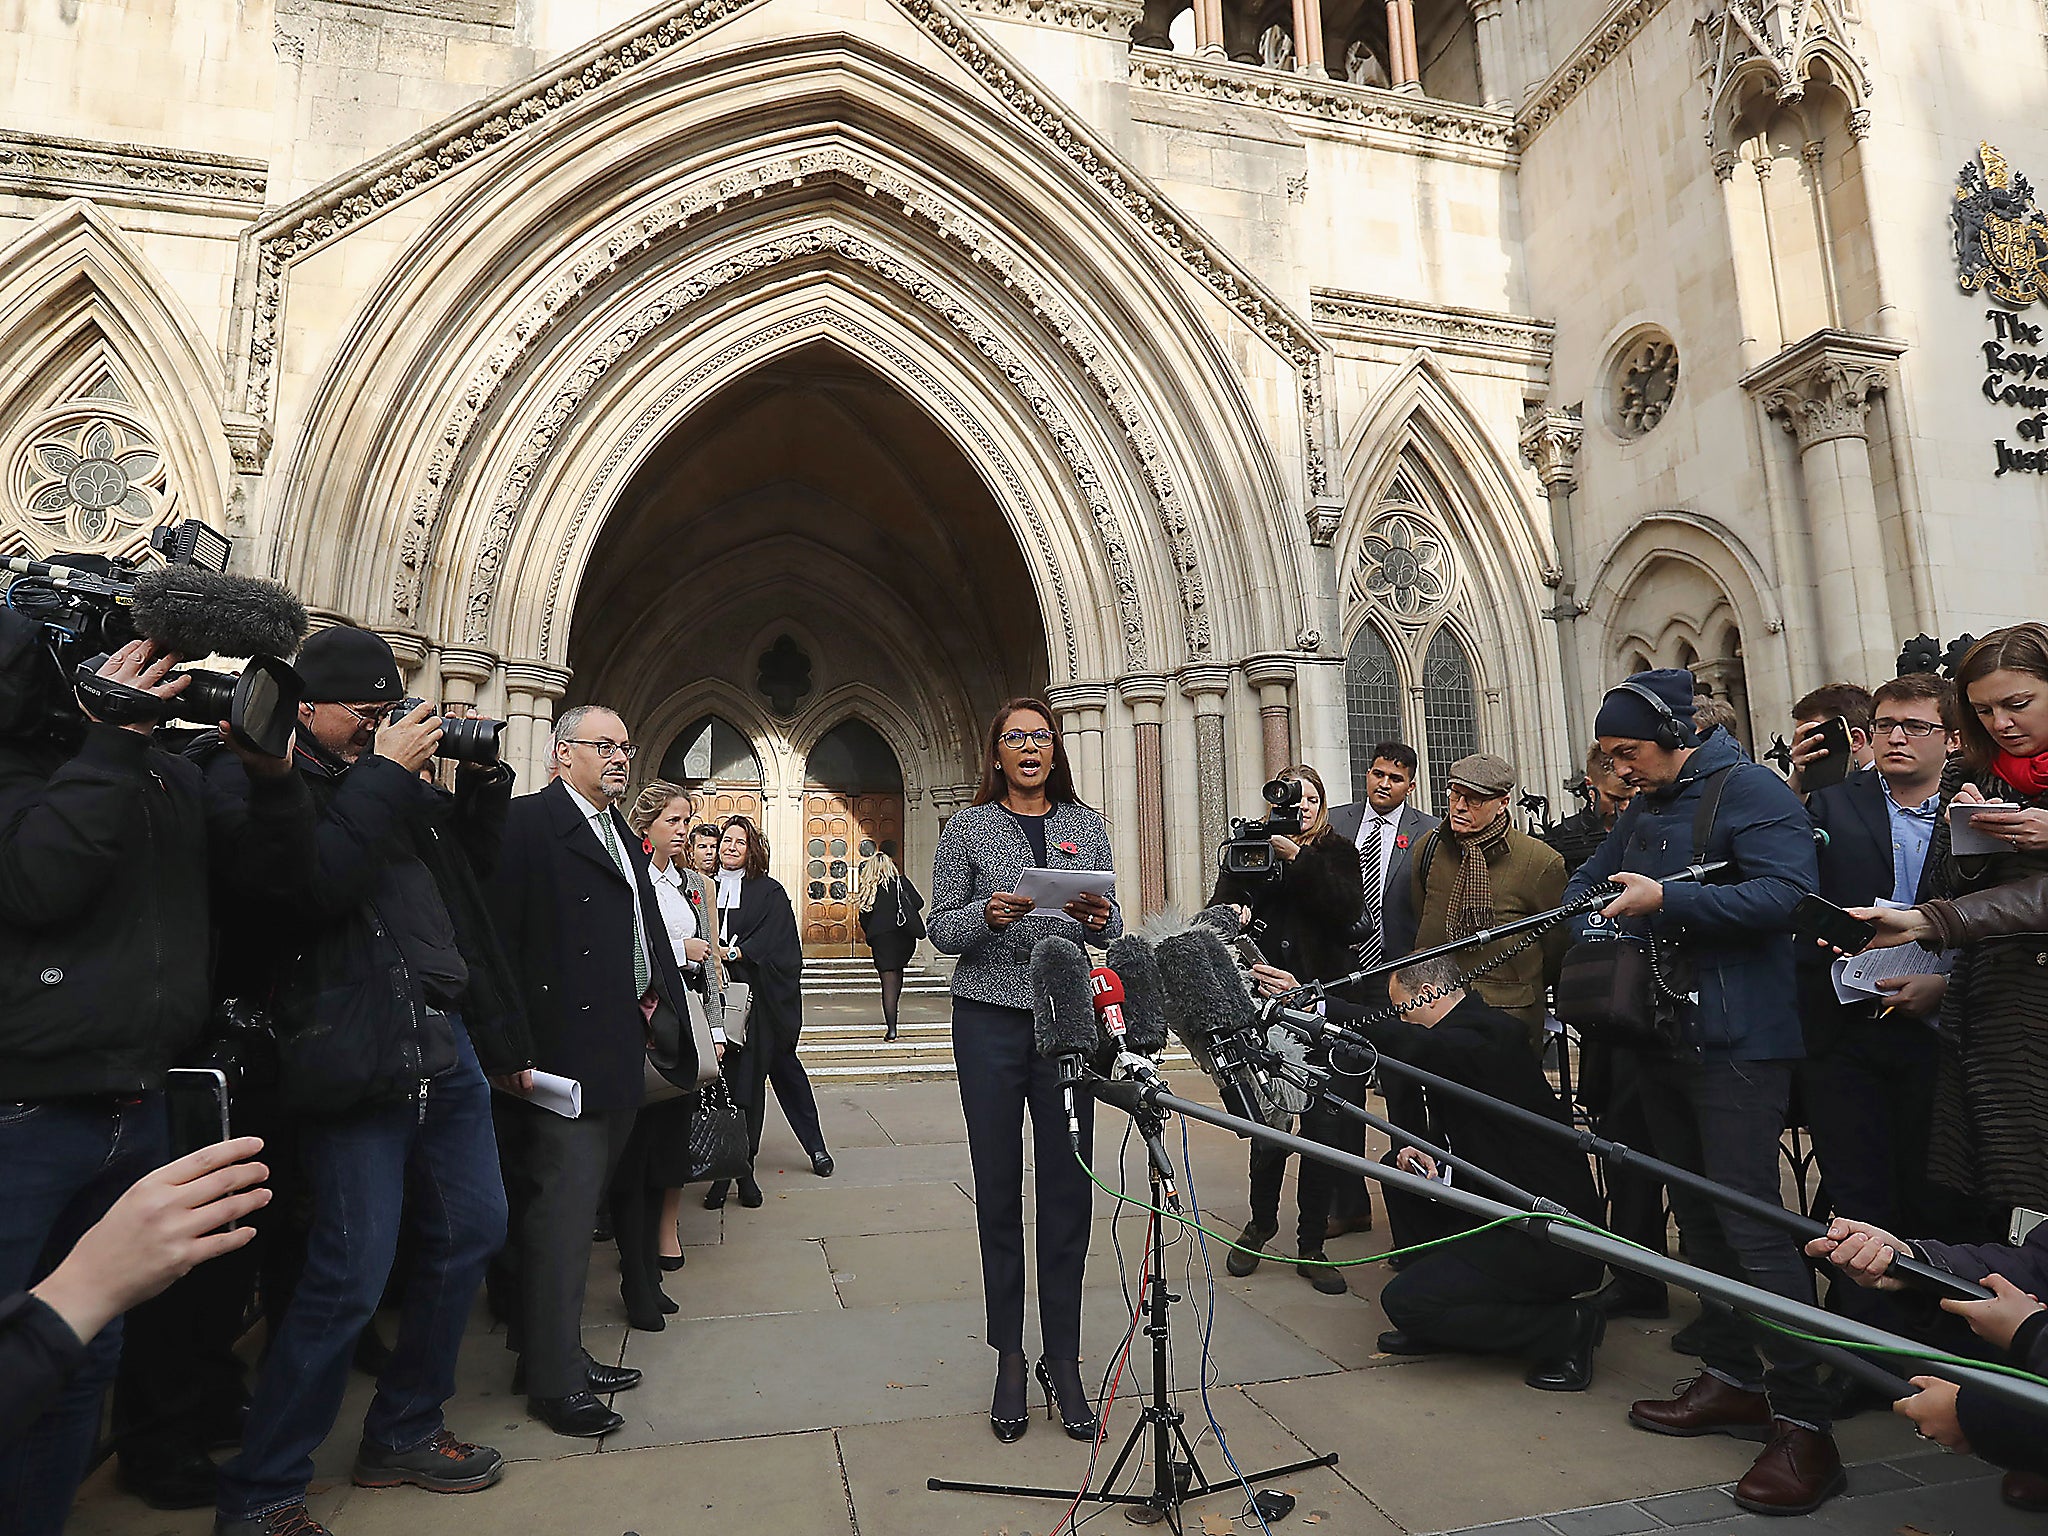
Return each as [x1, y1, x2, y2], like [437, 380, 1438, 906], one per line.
[1012, 867, 1115, 913]
[1950, 800, 2019, 856]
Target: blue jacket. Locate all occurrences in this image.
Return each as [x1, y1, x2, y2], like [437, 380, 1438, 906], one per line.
[1562, 729, 1817, 1059]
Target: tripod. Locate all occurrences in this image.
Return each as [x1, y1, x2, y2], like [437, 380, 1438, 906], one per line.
[928, 1091, 1337, 1529]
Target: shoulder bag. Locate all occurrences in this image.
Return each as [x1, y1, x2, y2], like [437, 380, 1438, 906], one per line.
[685, 1075, 753, 1184]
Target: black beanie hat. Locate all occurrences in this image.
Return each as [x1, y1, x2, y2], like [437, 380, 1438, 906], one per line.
[294, 626, 403, 703]
[1594, 668, 1698, 744]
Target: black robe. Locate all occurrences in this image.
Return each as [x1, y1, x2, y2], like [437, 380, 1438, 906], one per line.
[724, 873, 804, 1056]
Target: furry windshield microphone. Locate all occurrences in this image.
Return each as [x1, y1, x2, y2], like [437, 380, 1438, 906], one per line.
[1263, 1025, 1314, 1115]
[1155, 924, 1280, 1132]
[129, 566, 309, 660]
[1191, 904, 1242, 941]
[1030, 934, 1100, 1069]
[1104, 933, 1169, 1059]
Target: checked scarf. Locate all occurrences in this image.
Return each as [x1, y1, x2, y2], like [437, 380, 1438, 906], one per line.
[1445, 810, 1513, 939]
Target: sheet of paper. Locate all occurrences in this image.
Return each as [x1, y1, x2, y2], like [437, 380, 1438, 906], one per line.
[1012, 866, 1115, 913]
[493, 1069, 582, 1119]
[1950, 800, 2018, 856]
[1831, 944, 1954, 1003]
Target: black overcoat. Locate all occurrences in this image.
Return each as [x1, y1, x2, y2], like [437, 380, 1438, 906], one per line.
[725, 873, 804, 1055]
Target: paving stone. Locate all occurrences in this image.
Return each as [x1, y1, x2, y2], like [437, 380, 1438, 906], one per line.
[1841, 1457, 1921, 1495]
[1636, 1485, 1743, 1525]
[1543, 1500, 1671, 1534]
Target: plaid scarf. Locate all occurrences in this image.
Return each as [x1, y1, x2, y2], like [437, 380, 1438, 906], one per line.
[1446, 811, 1513, 938]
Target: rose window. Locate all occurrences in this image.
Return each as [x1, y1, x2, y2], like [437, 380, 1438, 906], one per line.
[19, 418, 164, 547]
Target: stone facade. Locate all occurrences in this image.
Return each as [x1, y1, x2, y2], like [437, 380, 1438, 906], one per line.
[3, 0, 2044, 926]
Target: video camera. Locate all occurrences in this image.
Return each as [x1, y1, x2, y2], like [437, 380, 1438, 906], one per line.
[1216, 776, 1306, 881]
[0, 521, 308, 757]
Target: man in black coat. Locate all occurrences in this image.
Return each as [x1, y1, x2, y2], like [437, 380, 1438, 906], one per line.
[0, 633, 313, 1536]
[1796, 674, 1958, 1299]
[487, 703, 693, 1439]
[204, 626, 534, 1536]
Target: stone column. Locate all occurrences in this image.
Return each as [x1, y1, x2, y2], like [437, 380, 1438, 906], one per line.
[1469, 0, 1510, 110]
[376, 630, 430, 693]
[1746, 332, 1907, 688]
[1290, 0, 1327, 75]
[1117, 675, 1170, 917]
[1180, 666, 1233, 880]
[1387, 0, 1420, 90]
[1193, 0, 1225, 60]
[503, 661, 571, 788]
[1241, 655, 1297, 779]
[1518, 406, 1590, 754]
[1046, 682, 1111, 809]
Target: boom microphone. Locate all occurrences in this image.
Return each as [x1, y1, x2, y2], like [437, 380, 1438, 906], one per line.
[129, 565, 309, 661]
[1030, 935, 1100, 1147]
[1154, 922, 1282, 1132]
[1103, 938, 1171, 1060]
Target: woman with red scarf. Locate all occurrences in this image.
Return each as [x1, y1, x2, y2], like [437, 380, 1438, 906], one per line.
[1924, 624, 2048, 1237]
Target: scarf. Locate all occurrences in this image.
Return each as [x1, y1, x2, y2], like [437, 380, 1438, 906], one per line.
[1445, 811, 1513, 939]
[1993, 750, 2048, 797]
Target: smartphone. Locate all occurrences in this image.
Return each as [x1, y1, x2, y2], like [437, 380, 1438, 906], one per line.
[165, 1067, 238, 1230]
[1801, 716, 1854, 792]
[1233, 935, 1268, 970]
[1790, 894, 1878, 955]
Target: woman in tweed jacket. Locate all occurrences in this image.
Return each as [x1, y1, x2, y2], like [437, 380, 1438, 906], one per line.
[930, 699, 1121, 1444]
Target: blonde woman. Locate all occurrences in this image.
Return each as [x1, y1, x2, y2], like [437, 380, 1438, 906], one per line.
[856, 846, 925, 1041]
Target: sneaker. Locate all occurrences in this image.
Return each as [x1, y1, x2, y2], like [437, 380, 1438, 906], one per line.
[213, 1505, 334, 1536]
[1225, 1219, 1277, 1277]
[351, 1429, 505, 1493]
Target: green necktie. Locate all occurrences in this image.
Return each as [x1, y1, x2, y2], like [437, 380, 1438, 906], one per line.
[599, 810, 652, 997]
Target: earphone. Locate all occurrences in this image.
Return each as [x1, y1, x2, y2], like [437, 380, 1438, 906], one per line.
[1607, 680, 1689, 750]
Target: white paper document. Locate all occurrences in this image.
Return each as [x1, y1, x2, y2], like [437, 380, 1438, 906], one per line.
[1013, 866, 1115, 914]
[1831, 944, 1955, 1005]
[1950, 800, 2019, 856]
[495, 1069, 582, 1119]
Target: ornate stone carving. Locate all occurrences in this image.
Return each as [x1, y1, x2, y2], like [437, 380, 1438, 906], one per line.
[1350, 508, 1453, 621]
[1742, 329, 1903, 450]
[1516, 0, 1673, 147]
[950, 0, 1141, 35]
[1129, 49, 1516, 163]
[222, 415, 273, 475]
[1694, 0, 1871, 150]
[11, 412, 168, 552]
[1293, 626, 1322, 652]
[1518, 404, 1583, 490]
[1286, 173, 1309, 204]
[0, 129, 266, 217]
[1311, 288, 1555, 367]
[1306, 495, 1344, 547]
[1607, 333, 1679, 438]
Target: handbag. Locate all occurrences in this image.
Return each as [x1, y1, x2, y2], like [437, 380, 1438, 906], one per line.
[641, 992, 717, 1104]
[685, 1076, 753, 1184]
[895, 882, 926, 943]
[721, 979, 752, 1049]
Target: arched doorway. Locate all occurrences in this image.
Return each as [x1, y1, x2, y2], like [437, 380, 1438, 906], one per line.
[659, 713, 765, 829]
[801, 719, 905, 957]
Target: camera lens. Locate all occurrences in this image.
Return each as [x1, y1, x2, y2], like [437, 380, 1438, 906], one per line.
[397, 698, 504, 766]
[1262, 776, 1303, 809]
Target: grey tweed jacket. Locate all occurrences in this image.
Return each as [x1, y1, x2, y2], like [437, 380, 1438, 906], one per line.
[929, 800, 1124, 1010]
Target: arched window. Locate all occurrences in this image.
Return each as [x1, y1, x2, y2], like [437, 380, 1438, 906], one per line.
[659, 714, 762, 788]
[1420, 628, 1479, 812]
[1345, 624, 1405, 792]
[804, 719, 902, 794]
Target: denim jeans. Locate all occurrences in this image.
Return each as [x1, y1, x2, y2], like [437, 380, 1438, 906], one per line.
[0, 1093, 168, 1536]
[1636, 1055, 1830, 1427]
[217, 1026, 506, 1519]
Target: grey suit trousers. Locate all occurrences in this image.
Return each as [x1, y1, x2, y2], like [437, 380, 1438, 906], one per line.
[510, 1100, 637, 1398]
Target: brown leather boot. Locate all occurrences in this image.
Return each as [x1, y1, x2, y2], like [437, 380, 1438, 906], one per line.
[1627, 1372, 1774, 1440]
[1733, 1420, 1845, 1515]
[2005, 1469, 2048, 1511]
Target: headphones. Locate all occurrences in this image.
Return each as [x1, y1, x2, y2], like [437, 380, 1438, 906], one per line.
[1606, 680, 1690, 751]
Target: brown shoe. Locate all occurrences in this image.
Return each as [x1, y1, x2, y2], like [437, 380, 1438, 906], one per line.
[1627, 1373, 1774, 1441]
[1324, 1211, 1373, 1240]
[2005, 1469, 2048, 1511]
[1732, 1420, 1845, 1516]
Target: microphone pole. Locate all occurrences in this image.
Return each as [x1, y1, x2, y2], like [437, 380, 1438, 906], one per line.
[1108, 1075, 2048, 1420]
[1280, 862, 1731, 1008]
[1265, 1005, 1992, 1304]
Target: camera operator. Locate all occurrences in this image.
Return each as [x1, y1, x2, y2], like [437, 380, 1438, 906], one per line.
[1563, 670, 1833, 1516]
[1210, 765, 1364, 1292]
[0, 635, 314, 1535]
[1543, 745, 1635, 877]
[198, 626, 532, 1536]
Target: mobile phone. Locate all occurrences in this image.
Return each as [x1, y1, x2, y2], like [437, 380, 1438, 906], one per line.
[1233, 935, 1268, 970]
[1801, 716, 1854, 792]
[165, 1064, 231, 1149]
[1790, 894, 1877, 955]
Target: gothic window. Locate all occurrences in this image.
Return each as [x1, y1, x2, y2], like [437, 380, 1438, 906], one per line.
[660, 714, 762, 787]
[804, 719, 902, 794]
[1420, 628, 1479, 813]
[1345, 624, 1404, 792]
[1606, 331, 1680, 439]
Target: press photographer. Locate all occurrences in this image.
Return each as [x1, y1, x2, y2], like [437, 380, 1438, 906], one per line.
[1210, 764, 1364, 1292]
[195, 625, 532, 1536]
[1560, 669, 1833, 1515]
[0, 545, 316, 1535]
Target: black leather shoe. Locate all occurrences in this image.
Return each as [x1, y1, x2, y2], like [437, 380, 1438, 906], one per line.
[116, 1451, 218, 1510]
[1592, 1274, 1670, 1320]
[1669, 1313, 1714, 1357]
[584, 1355, 641, 1394]
[622, 1292, 667, 1332]
[1376, 1329, 1440, 1356]
[737, 1176, 764, 1208]
[1525, 1302, 1605, 1392]
[1036, 1357, 1099, 1442]
[527, 1392, 623, 1438]
[658, 1291, 679, 1314]
[812, 1151, 835, 1177]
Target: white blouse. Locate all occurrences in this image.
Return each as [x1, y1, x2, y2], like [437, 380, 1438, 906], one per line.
[652, 861, 726, 1044]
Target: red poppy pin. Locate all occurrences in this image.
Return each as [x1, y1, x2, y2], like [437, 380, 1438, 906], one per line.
[1394, 834, 1409, 849]
[1055, 841, 1080, 857]
[686, 887, 701, 906]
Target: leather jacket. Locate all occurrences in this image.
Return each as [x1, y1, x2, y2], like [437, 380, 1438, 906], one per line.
[1921, 875, 2048, 949]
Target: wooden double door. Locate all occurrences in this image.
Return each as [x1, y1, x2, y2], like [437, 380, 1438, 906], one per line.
[799, 790, 904, 956]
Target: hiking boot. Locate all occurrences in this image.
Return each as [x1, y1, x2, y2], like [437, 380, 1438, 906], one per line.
[351, 1429, 505, 1493]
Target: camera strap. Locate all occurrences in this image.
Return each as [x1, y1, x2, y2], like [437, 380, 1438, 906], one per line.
[71, 658, 170, 728]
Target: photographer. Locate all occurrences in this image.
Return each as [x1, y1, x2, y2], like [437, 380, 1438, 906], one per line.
[1563, 670, 1831, 1516]
[0, 633, 314, 1536]
[200, 627, 532, 1536]
[1212, 765, 1364, 1292]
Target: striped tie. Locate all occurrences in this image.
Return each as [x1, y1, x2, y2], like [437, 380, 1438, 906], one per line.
[1357, 815, 1385, 971]
[599, 810, 653, 997]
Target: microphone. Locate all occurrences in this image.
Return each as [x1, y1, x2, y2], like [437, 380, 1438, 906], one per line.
[1090, 966, 1127, 1044]
[1105, 933, 1169, 1055]
[1154, 922, 1283, 1132]
[1030, 935, 1100, 1148]
[129, 566, 309, 660]
[1191, 904, 1243, 941]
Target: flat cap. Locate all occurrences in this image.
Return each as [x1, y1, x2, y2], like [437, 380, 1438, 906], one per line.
[1446, 752, 1514, 797]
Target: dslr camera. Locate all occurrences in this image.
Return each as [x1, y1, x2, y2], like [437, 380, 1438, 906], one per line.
[393, 697, 505, 768]
[1217, 776, 1306, 880]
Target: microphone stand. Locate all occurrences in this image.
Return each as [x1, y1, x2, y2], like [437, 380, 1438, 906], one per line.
[1110, 1076, 2048, 1420]
[1265, 1006, 1992, 1305]
[927, 1070, 1339, 1527]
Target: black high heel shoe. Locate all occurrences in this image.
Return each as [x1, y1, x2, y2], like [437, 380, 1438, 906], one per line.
[704, 1181, 729, 1210]
[1035, 1358, 1098, 1442]
[990, 1351, 1030, 1443]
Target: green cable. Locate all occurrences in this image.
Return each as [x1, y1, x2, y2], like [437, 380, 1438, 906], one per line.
[1750, 1313, 2048, 1391]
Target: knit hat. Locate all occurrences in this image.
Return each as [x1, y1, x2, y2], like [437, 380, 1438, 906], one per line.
[294, 625, 403, 703]
[1594, 669, 1698, 744]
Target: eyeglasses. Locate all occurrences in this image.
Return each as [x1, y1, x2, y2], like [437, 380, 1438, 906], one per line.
[998, 728, 1056, 750]
[338, 701, 396, 729]
[1872, 718, 1945, 739]
[562, 738, 638, 760]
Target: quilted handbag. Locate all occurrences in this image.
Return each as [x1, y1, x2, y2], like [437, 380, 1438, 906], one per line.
[685, 1076, 753, 1184]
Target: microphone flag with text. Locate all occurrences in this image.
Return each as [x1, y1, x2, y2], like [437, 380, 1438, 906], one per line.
[1030, 934, 1101, 1148]
[1093, 946, 1170, 1088]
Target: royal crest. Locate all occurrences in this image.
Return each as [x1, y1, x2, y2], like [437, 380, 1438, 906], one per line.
[1954, 142, 2048, 309]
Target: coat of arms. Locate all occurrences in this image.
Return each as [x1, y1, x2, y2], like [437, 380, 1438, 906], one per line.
[1954, 142, 2048, 309]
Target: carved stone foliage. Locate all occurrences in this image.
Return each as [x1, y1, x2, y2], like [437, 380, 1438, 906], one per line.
[1347, 504, 1454, 623]
[1607, 332, 1680, 439]
[950, 0, 1141, 35]
[3, 366, 176, 560]
[1693, 0, 1871, 149]
[0, 129, 266, 217]
[1516, 0, 1672, 147]
[1518, 405, 1583, 490]
[1758, 355, 1886, 449]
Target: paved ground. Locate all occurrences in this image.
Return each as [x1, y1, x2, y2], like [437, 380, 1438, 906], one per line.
[68, 1057, 2031, 1536]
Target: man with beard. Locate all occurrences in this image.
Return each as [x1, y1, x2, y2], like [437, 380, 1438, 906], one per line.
[1544, 745, 1636, 877]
